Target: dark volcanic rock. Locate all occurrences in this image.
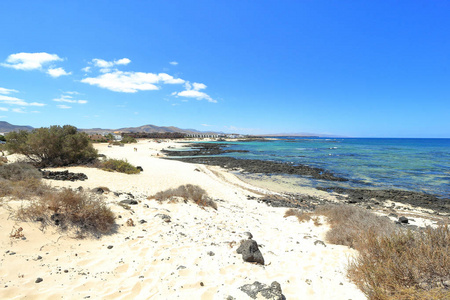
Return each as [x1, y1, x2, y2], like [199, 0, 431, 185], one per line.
[120, 200, 138, 205]
[40, 170, 88, 181]
[162, 143, 249, 156]
[239, 281, 285, 300]
[236, 239, 265, 265]
[318, 187, 450, 213]
[168, 156, 347, 182]
[398, 216, 409, 224]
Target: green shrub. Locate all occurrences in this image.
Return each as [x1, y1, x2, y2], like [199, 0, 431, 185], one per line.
[121, 136, 137, 144]
[149, 184, 217, 210]
[0, 162, 42, 181]
[98, 158, 140, 174]
[5, 125, 98, 167]
[17, 188, 116, 234]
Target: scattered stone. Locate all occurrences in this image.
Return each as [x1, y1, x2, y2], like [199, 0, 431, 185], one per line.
[136, 166, 143, 172]
[200, 282, 204, 286]
[155, 214, 171, 223]
[35, 278, 43, 283]
[120, 200, 138, 205]
[243, 232, 253, 239]
[139, 219, 147, 224]
[236, 239, 265, 265]
[177, 265, 186, 270]
[207, 251, 215, 256]
[36, 256, 42, 260]
[92, 187, 105, 194]
[366, 205, 372, 209]
[239, 281, 284, 300]
[107, 245, 113, 249]
[398, 216, 409, 224]
[389, 213, 398, 218]
[314, 240, 326, 247]
[126, 219, 135, 227]
[305, 279, 312, 285]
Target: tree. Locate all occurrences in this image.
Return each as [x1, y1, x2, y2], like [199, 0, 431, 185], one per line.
[6, 125, 98, 167]
[0, 135, 6, 142]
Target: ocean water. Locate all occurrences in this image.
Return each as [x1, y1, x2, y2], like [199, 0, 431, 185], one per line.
[213, 138, 450, 198]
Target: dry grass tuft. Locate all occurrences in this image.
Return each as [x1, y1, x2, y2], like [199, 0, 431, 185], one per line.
[149, 184, 217, 210]
[0, 162, 42, 181]
[17, 188, 115, 234]
[313, 204, 449, 299]
[315, 204, 395, 248]
[0, 177, 51, 199]
[348, 225, 450, 300]
[284, 208, 315, 223]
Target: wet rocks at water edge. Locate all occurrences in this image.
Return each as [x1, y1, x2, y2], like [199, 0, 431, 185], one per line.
[236, 239, 265, 265]
[239, 281, 285, 300]
[162, 143, 249, 157]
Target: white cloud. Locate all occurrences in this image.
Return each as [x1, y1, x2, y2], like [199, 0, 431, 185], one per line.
[0, 95, 45, 106]
[12, 108, 25, 113]
[201, 124, 212, 127]
[2, 52, 62, 70]
[82, 66, 91, 73]
[65, 91, 79, 95]
[47, 67, 71, 77]
[0, 107, 8, 111]
[169, 61, 178, 65]
[81, 70, 185, 93]
[0, 87, 18, 95]
[115, 58, 131, 65]
[53, 93, 87, 104]
[91, 57, 131, 68]
[92, 58, 114, 68]
[174, 81, 216, 103]
[57, 105, 71, 109]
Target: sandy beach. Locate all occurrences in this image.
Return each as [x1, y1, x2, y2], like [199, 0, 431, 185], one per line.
[1, 139, 444, 299]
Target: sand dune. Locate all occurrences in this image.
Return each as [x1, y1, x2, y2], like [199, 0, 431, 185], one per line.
[0, 140, 365, 299]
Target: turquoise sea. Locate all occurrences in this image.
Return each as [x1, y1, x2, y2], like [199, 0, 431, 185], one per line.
[214, 138, 450, 198]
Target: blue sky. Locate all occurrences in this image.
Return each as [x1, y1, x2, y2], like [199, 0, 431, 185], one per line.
[0, 1, 449, 137]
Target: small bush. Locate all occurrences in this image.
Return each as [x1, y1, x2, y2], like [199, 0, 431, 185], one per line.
[0, 162, 42, 181]
[98, 159, 140, 174]
[121, 136, 137, 144]
[0, 177, 50, 199]
[315, 204, 395, 248]
[18, 188, 115, 234]
[348, 225, 450, 300]
[149, 184, 217, 210]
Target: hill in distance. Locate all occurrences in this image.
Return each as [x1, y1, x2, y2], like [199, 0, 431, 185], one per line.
[0, 121, 34, 133]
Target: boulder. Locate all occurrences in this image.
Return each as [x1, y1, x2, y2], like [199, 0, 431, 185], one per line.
[236, 239, 264, 265]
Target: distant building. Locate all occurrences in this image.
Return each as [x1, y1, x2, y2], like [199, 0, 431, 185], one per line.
[89, 134, 106, 142]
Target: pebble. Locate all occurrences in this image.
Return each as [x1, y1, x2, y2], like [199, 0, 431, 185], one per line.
[35, 278, 43, 283]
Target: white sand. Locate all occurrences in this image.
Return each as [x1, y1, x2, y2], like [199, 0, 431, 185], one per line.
[0, 140, 365, 299]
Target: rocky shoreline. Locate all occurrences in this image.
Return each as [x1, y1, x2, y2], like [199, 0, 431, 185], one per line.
[164, 142, 450, 214]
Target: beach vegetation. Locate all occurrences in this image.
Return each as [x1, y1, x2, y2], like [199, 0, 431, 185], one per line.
[97, 158, 140, 174]
[0, 162, 42, 181]
[5, 125, 98, 167]
[348, 225, 450, 300]
[0, 135, 5, 142]
[314, 204, 395, 248]
[121, 136, 137, 143]
[17, 188, 115, 234]
[313, 204, 449, 299]
[149, 184, 217, 210]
